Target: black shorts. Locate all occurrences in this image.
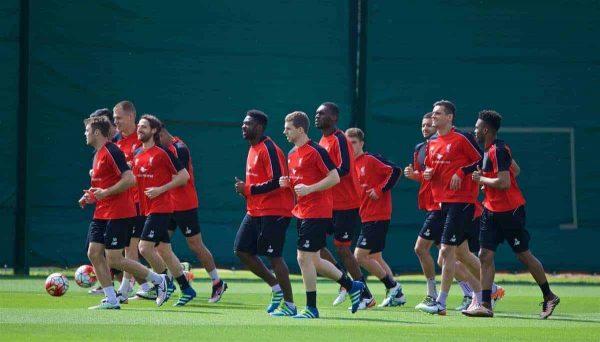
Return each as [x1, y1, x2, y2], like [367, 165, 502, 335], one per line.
[440, 203, 475, 246]
[130, 203, 145, 239]
[169, 208, 201, 237]
[234, 214, 291, 257]
[356, 220, 390, 254]
[419, 210, 443, 245]
[328, 208, 360, 246]
[297, 218, 329, 252]
[87, 218, 134, 250]
[140, 213, 172, 244]
[467, 216, 481, 253]
[480, 206, 529, 253]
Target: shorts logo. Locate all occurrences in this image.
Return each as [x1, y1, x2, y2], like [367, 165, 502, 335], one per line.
[424, 229, 430, 237]
[513, 238, 520, 246]
[342, 232, 349, 239]
[303, 240, 310, 248]
[185, 227, 192, 234]
[148, 230, 155, 239]
[111, 237, 118, 246]
[450, 235, 456, 243]
[267, 245, 274, 254]
[360, 239, 367, 246]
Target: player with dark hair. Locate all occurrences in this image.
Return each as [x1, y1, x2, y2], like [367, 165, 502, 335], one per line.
[133, 114, 196, 306]
[280, 111, 364, 319]
[80, 116, 168, 309]
[345, 127, 406, 307]
[233, 109, 296, 316]
[315, 102, 375, 309]
[464, 110, 559, 318]
[419, 100, 483, 315]
[157, 125, 228, 304]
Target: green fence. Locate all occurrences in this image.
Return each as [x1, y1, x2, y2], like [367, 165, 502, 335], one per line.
[2, 1, 599, 273]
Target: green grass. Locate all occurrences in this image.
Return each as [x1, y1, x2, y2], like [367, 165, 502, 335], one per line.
[1, 270, 599, 341]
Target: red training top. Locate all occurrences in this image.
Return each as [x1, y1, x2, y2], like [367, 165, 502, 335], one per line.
[132, 144, 183, 216]
[167, 137, 199, 212]
[354, 152, 401, 222]
[425, 128, 482, 204]
[319, 129, 361, 210]
[287, 140, 336, 219]
[481, 139, 526, 212]
[90, 142, 136, 219]
[244, 136, 294, 217]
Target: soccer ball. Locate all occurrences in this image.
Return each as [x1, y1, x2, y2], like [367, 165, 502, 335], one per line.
[45, 273, 69, 297]
[184, 270, 194, 283]
[74, 265, 97, 288]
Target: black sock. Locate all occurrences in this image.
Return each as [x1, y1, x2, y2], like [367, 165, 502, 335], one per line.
[482, 289, 492, 304]
[539, 281, 551, 297]
[359, 276, 373, 298]
[175, 274, 190, 290]
[381, 275, 397, 289]
[337, 274, 353, 290]
[306, 291, 317, 308]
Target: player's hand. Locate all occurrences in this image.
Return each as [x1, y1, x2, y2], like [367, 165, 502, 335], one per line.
[404, 164, 415, 179]
[450, 173, 462, 190]
[83, 189, 97, 204]
[90, 187, 109, 201]
[234, 177, 246, 196]
[472, 165, 482, 183]
[423, 168, 433, 181]
[366, 188, 379, 200]
[294, 183, 312, 196]
[144, 187, 164, 199]
[279, 176, 290, 188]
[78, 195, 87, 208]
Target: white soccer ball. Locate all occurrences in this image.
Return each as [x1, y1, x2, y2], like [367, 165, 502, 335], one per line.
[74, 265, 97, 288]
[45, 273, 69, 296]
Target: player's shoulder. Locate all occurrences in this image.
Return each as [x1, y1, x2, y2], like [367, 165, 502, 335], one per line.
[307, 140, 328, 154]
[104, 142, 124, 155]
[415, 141, 427, 151]
[453, 128, 475, 140]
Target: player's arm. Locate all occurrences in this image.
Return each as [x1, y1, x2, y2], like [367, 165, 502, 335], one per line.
[457, 132, 484, 177]
[144, 148, 190, 199]
[295, 169, 340, 196]
[405, 145, 423, 182]
[511, 159, 521, 177]
[91, 146, 135, 200]
[472, 146, 511, 190]
[334, 132, 352, 177]
[370, 155, 401, 200]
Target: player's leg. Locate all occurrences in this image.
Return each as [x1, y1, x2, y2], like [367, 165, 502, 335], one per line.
[86, 220, 119, 309]
[414, 210, 443, 309]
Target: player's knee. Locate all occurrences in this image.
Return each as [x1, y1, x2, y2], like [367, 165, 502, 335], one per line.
[335, 245, 350, 257]
[138, 242, 153, 258]
[440, 246, 454, 262]
[297, 252, 311, 266]
[105, 251, 124, 268]
[479, 250, 494, 265]
[515, 251, 530, 264]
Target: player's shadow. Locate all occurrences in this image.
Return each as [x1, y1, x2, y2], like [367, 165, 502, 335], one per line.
[495, 313, 600, 323]
[124, 308, 223, 315]
[320, 317, 430, 324]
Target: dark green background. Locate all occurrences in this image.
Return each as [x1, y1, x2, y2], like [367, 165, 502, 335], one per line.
[1, 1, 598, 273]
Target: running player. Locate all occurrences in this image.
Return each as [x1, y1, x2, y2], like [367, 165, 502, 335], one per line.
[80, 116, 168, 309]
[159, 125, 228, 303]
[464, 110, 559, 319]
[112, 100, 154, 300]
[345, 127, 406, 307]
[132, 114, 196, 306]
[315, 102, 374, 308]
[233, 110, 296, 316]
[419, 100, 483, 315]
[279, 111, 364, 319]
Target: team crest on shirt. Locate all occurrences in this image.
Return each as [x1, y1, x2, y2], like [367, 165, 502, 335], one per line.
[446, 144, 452, 152]
[253, 155, 259, 165]
[148, 156, 154, 166]
[436, 153, 443, 160]
[291, 168, 297, 175]
[360, 166, 366, 176]
[140, 166, 148, 173]
[298, 158, 303, 166]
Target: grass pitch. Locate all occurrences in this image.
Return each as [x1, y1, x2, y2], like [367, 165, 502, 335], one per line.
[1, 270, 599, 341]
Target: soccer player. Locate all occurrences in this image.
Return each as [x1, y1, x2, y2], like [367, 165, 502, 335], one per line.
[419, 100, 483, 315]
[464, 110, 559, 318]
[132, 114, 196, 306]
[233, 110, 296, 316]
[345, 127, 406, 307]
[158, 125, 228, 304]
[79, 116, 168, 309]
[315, 102, 374, 308]
[404, 112, 442, 309]
[279, 111, 364, 319]
[112, 100, 155, 300]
